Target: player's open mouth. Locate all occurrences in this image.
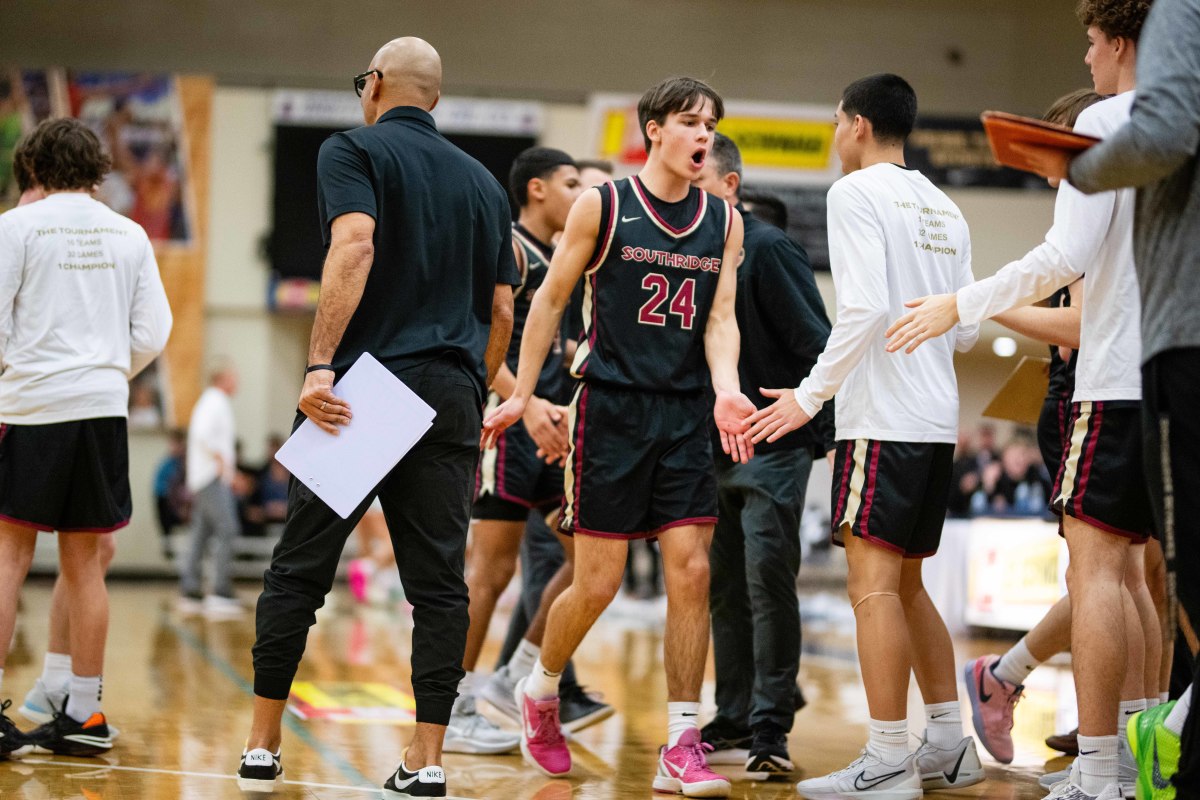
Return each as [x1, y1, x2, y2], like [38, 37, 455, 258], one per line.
[691, 149, 705, 167]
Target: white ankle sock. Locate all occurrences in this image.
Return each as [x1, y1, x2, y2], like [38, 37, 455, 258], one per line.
[458, 670, 476, 698]
[1160, 691, 1170, 705]
[525, 658, 561, 700]
[65, 675, 102, 722]
[867, 717, 909, 764]
[667, 701, 700, 749]
[924, 701, 963, 749]
[992, 638, 1040, 685]
[1119, 698, 1147, 731]
[508, 639, 540, 678]
[0, 667, 5, 694]
[1147, 697, 1161, 709]
[1165, 686, 1191, 737]
[1076, 734, 1118, 795]
[41, 652, 72, 695]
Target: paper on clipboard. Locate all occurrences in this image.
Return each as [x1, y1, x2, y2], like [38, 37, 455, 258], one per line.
[982, 355, 1052, 426]
[275, 353, 436, 519]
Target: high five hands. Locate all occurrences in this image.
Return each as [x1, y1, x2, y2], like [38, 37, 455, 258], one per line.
[884, 293, 960, 353]
[715, 389, 757, 463]
[746, 388, 811, 444]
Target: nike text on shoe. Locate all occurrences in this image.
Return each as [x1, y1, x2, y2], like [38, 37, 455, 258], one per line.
[699, 719, 752, 766]
[795, 749, 922, 800]
[1127, 702, 1179, 800]
[19, 679, 64, 726]
[237, 748, 283, 793]
[915, 735, 984, 790]
[22, 711, 112, 757]
[479, 665, 521, 723]
[442, 694, 519, 755]
[963, 654, 1022, 764]
[744, 724, 793, 780]
[1, 700, 29, 758]
[516, 676, 571, 777]
[653, 728, 731, 798]
[382, 762, 447, 799]
[558, 684, 615, 734]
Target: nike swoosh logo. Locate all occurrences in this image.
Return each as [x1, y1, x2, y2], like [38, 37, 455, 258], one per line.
[930, 713, 950, 719]
[1080, 749, 1099, 756]
[1152, 736, 1172, 790]
[978, 665, 992, 703]
[392, 772, 419, 790]
[943, 747, 967, 783]
[854, 769, 905, 790]
[621, 215, 642, 222]
[665, 759, 686, 778]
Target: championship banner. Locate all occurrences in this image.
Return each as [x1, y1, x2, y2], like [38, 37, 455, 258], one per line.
[964, 517, 1067, 631]
[587, 93, 841, 185]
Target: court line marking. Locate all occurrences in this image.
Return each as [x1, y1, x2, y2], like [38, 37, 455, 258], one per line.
[163, 615, 376, 788]
[21, 759, 480, 799]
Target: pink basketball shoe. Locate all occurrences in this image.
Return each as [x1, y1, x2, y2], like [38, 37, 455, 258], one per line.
[653, 728, 731, 797]
[347, 559, 371, 604]
[516, 677, 571, 777]
[964, 654, 1023, 764]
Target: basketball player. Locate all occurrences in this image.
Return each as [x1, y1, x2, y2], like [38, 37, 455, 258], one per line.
[886, 4, 1153, 795]
[482, 75, 754, 797]
[747, 74, 985, 799]
[450, 147, 582, 754]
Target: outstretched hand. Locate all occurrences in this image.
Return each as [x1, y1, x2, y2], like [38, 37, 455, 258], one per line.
[299, 369, 351, 435]
[481, 395, 527, 451]
[884, 293, 959, 354]
[714, 389, 756, 463]
[746, 387, 811, 444]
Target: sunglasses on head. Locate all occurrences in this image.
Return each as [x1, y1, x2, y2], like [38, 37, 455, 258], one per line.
[353, 69, 382, 97]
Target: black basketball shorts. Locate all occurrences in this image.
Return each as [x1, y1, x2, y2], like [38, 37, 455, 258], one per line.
[473, 395, 564, 522]
[1052, 400, 1154, 543]
[0, 417, 132, 533]
[830, 438, 955, 559]
[559, 382, 717, 539]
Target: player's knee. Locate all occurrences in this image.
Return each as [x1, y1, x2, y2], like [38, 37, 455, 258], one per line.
[576, 572, 623, 610]
[666, 550, 710, 591]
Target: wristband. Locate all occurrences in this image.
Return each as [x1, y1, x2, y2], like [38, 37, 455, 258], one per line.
[305, 364, 334, 374]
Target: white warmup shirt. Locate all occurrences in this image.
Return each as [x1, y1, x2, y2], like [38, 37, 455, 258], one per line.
[796, 163, 978, 443]
[0, 192, 173, 424]
[187, 385, 236, 493]
[956, 92, 1140, 402]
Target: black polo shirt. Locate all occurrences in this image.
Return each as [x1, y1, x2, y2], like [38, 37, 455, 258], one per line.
[316, 105, 520, 399]
[716, 204, 836, 456]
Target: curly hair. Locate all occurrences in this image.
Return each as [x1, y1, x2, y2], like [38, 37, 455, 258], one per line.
[11, 135, 35, 193]
[24, 118, 112, 192]
[1076, 0, 1153, 42]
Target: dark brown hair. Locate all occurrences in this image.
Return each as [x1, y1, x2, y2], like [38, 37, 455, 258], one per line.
[1043, 88, 1106, 128]
[575, 159, 614, 175]
[11, 135, 35, 193]
[1076, 0, 1153, 43]
[24, 118, 112, 192]
[637, 76, 724, 153]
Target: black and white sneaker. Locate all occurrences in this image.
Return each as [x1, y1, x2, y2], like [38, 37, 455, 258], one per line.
[1, 700, 29, 758]
[237, 748, 283, 793]
[382, 762, 447, 798]
[700, 718, 752, 766]
[22, 710, 112, 756]
[558, 684, 615, 733]
[745, 723, 794, 780]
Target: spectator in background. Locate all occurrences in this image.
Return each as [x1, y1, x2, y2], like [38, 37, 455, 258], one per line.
[948, 429, 981, 518]
[153, 428, 190, 556]
[739, 188, 789, 232]
[255, 434, 289, 525]
[178, 362, 243, 618]
[127, 374, 162, 430]
[980, 433, 1052, 516]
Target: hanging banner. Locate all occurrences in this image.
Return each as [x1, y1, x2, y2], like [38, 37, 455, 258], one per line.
[272, 90, 544, 136]
[587, 93, 841, 185]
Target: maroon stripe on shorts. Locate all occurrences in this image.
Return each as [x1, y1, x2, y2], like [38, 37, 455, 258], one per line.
[1073, 401, 1104, 512]
[832, 442, 854, 524]
[859, 441, 882, 539]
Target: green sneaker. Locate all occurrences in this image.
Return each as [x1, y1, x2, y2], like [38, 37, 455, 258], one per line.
[1126, 701, 1180, 800]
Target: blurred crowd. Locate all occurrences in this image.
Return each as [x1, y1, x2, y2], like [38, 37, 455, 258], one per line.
[948, 423, 1054, 519]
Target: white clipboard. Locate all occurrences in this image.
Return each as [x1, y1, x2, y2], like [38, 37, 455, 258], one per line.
[275, 353, 436, 519]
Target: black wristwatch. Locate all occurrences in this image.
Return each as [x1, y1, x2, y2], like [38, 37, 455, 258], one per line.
[305, 364, 334, 374]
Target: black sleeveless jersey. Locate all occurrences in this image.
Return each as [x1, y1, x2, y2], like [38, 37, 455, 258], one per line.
[570, 177, 733, 393]
[510, 224, 572, 404]
[1046, 285, 1079, 400]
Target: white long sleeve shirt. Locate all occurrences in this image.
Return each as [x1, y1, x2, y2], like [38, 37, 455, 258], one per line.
[0, 193, 173, 424]
[956, 93, 1140, 402]
[186, 385, 236, 493]
[796, 163, 977, 444]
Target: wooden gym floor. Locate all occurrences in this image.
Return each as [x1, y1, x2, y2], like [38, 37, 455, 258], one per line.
[1, 579, 1070, 799]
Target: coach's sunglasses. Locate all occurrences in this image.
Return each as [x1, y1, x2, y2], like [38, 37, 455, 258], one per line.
[353, 69, 382, 97]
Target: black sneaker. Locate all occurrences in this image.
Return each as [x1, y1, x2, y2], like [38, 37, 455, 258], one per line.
[237, 747, 283, 793]
[382, 762, 447, 798]
[1, 700, 29, 758]
[700, 718, 752, 766]
[745, 723, 794, 780]
[558, 684, 615, 733]
[24, 710, 112, 756]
